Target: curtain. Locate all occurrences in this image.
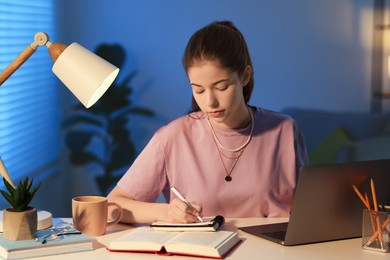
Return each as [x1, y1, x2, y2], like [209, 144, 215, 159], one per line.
[0, 0, 59, 184]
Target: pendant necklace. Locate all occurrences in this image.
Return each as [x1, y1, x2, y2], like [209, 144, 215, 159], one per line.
[213, 143, 245, 182]
[207, 107, 254, 182]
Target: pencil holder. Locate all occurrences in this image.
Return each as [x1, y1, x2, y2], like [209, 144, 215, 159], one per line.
[362, 209, 390, 253]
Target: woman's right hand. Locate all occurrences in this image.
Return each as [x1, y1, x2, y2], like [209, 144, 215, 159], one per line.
[163, 198, 203, 223]
[108, 186, 202, 224]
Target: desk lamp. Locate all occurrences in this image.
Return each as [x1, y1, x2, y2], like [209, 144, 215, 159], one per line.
[0, 32, 119, 228]
[0, 32, 119, 186]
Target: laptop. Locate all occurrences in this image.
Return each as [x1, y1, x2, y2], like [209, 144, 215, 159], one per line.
[239, 159, 390, 246]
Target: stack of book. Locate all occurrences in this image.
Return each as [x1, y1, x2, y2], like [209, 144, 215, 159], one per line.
[0, 228, 93, 259]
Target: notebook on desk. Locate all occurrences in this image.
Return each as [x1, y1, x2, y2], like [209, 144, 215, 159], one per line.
[239, 159, 390, 246]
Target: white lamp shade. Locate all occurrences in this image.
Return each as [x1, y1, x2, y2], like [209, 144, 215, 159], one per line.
[52, 43, 120, 108]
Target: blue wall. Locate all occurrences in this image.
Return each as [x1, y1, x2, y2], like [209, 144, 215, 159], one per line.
[49, 0, 380, 215]
[56, 0, 380, 150]
[57, 0, 375, 115]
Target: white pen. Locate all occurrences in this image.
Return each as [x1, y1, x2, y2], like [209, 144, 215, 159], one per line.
[171, 186, 203, 222]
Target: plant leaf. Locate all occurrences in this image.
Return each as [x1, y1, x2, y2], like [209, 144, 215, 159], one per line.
[0, 177, 40, 211]
[3, 177, 15, 196]
[109, 141, 137, 170]
[65, 130, 95, 150]
[109, 128, 130, 142]
[109, 116, 128, 131]
[128, 107, 155, 116]
[70, 151, 103, 166]
[0, 190, 16, 208]
[24, 178, 32, 192]
[62, 115, 104, 128]
[13, 187, 23, 209]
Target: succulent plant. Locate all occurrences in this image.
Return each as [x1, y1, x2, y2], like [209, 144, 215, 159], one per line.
[0, 177, 40, 211]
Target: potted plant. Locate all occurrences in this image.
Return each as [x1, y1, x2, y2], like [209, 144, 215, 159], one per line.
[0, 177, 40, 240]
[62, 44, 155, 195]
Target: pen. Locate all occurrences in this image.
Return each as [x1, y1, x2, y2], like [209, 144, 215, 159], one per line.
[171, 186, 203, 222]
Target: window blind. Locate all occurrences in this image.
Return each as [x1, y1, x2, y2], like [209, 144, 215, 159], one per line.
[0, 0, 59, 184]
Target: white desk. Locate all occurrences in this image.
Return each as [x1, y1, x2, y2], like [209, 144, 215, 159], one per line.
[38, 218, 387, 260]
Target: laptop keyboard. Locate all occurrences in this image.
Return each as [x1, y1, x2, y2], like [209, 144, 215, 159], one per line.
[264, 230, 287, 241]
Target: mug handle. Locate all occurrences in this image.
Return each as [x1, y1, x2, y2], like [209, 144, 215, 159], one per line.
[106, 202, 123, 226]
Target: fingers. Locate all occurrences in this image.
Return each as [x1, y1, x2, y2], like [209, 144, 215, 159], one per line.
[169, 198, 203, 223]
[191, 204, 203, 221]
[192, 204, 203, 217]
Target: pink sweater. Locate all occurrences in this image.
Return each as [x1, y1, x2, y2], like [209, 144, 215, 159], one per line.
[117, 107, 308, 217]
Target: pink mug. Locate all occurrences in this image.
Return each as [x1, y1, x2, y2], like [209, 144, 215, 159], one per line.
[72, 196, 122, 236]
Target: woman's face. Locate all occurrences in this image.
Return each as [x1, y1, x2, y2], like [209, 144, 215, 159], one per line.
[187, 60, 251, 129]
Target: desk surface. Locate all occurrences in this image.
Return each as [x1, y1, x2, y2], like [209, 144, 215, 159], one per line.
[38, 217, 387, 260]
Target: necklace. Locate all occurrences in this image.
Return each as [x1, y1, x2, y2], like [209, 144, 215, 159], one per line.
[206, 106, 254, 152]
[210, 131, 246, 182]
[206, 106, 253, 182]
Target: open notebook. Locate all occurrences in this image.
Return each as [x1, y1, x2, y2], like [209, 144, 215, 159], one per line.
[239, 159, 390, 246]
[150, 216, 225, 232]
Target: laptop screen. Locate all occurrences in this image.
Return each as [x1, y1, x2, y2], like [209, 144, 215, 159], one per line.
[240, 159, 390, 246]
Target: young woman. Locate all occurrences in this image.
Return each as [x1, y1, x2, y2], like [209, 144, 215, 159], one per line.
[107, 20, 308, 224]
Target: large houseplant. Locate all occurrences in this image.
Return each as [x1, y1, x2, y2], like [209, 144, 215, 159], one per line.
[62, 44, 155, 195]
[0, 177, 41, 240]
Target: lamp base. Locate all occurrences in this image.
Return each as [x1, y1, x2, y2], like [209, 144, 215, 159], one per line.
[0, 209, 52, 232]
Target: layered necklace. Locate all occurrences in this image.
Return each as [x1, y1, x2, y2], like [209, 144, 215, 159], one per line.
[206, 106, 254, 182]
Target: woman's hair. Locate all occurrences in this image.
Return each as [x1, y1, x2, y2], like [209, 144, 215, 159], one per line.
[183, 20, 254, 112]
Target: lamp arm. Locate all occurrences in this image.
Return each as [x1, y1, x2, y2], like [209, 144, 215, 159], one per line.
[0, 157, 15, 188]
[0, 32, 53, 86]
[0, 45, 36, 85]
